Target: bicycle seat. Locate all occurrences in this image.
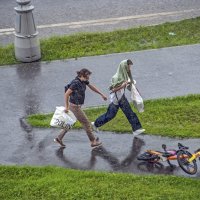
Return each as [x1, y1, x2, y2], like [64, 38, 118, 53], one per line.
[162, 150, 177, 157]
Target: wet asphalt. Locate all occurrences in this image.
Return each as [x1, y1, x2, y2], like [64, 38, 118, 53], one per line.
[1, 0, 200, 46]
[0, 44, 200, 178]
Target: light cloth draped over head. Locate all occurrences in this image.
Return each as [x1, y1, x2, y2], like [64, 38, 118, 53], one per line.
[109, 59, 133, 90]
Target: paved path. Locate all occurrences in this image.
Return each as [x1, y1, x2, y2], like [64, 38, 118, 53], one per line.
[1, 1, 200, 45]
[0, 44, 200, 177]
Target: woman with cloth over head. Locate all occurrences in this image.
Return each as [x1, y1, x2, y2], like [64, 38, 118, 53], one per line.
[91, 59, 145, 136]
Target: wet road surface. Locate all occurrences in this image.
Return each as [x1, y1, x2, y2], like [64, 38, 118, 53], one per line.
[1, 0, 200, 45]
[7, 128, 200, 178]
[0, 45, 200, 177]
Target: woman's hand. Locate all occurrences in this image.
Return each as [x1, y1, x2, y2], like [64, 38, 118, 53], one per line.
[64, 107, 69, 113]
[123, 81, 130, 88]
[101, 94, 107, 101]
[111, 81, 130, 93]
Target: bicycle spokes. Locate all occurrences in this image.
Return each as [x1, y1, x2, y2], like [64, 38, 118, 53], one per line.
[177, 150, 197, 175]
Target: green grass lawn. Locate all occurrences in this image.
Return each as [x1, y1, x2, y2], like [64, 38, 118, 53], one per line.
[0, 165, 200, 200]
[2, 18, 200, 200]
[1, 17, 200, 66]
[27, 94, 200, 138]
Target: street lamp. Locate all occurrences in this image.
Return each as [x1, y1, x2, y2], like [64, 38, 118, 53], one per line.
[14, 0, 41, 62]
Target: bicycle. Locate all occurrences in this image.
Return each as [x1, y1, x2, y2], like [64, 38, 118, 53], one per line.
[177, 146, 200, 175]
[137, 143, 188, 168]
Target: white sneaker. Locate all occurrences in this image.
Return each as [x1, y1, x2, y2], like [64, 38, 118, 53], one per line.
[132, 128, 145, 136]
[91, 122, 99, 133]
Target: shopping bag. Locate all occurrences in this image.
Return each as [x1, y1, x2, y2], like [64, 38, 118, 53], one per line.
[130, 84, 144, 113]
[50, 106, 77, 129]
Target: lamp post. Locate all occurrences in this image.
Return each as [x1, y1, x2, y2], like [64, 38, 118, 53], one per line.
[14, 0, 41, 62]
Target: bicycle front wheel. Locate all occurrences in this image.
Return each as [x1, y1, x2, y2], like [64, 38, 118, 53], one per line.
[177, 150, 197, 175]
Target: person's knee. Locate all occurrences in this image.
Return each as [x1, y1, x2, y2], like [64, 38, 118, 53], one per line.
[106, 112, 117, 120]
[108, 104, 118, 118]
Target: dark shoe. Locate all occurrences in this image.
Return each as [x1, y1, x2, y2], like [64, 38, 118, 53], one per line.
[54, 138, 66, 147]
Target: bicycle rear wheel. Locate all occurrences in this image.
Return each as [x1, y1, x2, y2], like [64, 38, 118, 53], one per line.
[177, 150, 197, 175]
[137, 152, 159, 162]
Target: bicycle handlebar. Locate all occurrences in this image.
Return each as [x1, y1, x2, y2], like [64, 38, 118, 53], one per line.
[178, 143, 189, 150]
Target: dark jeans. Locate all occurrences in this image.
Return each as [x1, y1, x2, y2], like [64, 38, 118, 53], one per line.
[94, 95, 142, 131]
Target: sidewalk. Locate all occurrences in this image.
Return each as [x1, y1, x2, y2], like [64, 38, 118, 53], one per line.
[0, 44, 200, 177]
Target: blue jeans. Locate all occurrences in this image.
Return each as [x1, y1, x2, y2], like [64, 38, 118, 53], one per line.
[94, 95, 142, 131]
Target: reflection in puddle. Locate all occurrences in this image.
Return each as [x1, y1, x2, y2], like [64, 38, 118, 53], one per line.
[16, 62, 41, 115]
[55, 137, 146, 172]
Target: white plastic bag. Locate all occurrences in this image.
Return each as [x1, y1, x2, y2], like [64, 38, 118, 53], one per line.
[50, 106, 77, 129]
[130, 84, 144, 113]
